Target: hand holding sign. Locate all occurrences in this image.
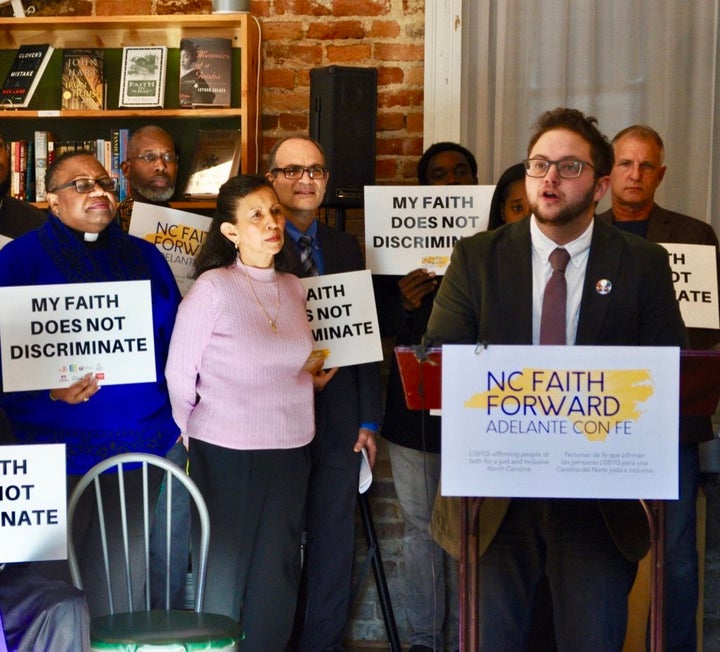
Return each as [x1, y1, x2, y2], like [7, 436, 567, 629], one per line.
[304, 354, 339, 391]
[49, 372, 100, 405]
[398, 268, 438, 310]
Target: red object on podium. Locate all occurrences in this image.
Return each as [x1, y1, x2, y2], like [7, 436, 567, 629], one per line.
[395, 346, 442, 410]
[395, 346, 720, 652]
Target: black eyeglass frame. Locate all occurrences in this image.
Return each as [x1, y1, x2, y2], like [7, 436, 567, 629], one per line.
[48, 177, 120, 194]
[523, 158, 595, 179]
[132, 152, 180, 164]
[269, 165, 328, 180]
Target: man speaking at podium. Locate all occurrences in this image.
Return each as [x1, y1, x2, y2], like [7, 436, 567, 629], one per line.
[425, 108, 687, 651]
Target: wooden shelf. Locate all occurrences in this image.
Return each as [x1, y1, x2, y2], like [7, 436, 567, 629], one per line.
[0, 13, 262, 179]
[0, 108, 245, 119]
[171, 201, 216, 210]
[0, 14, 256, 49]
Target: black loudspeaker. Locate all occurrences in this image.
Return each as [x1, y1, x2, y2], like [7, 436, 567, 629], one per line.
[310, 66, 378, 209]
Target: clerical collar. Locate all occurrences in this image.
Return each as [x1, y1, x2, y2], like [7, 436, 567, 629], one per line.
[66, 223, 108, 247]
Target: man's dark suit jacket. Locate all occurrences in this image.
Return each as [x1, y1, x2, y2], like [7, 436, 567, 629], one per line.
[599, 203, 720, 443]
[0, 196, 45, 240]
[0, 196, 46, 442]
[425, 217, 687, 562]
[278, 219, 383, 463]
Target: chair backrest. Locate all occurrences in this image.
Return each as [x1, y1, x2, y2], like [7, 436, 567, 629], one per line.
[67, 452, 209, 614]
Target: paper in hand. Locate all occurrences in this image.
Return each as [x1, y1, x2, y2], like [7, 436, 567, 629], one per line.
[359, 448, 372, 494]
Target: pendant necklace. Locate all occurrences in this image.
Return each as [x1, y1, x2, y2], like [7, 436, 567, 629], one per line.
[241, 259, 280, 333]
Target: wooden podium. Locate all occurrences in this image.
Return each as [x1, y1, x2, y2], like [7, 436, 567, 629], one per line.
[395, 346, 720, 652]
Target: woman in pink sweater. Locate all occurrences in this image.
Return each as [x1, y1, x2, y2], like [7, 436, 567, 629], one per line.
[166, 175, 330, 651]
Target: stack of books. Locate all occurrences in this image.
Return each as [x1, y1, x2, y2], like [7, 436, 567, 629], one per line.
[8, 129, 129, 202]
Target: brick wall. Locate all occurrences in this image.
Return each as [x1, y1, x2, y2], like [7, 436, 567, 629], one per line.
[255, 0, 424, 181]
[255, 0, 425, 241]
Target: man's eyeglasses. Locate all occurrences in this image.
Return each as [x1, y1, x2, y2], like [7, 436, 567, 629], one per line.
[523, 158, 595, 179]
[49, 177, 120, 194]
[270, 165, 328, 180]
[133, 152, 179, 164]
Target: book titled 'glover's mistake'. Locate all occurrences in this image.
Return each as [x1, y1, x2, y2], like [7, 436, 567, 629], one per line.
[0, 44, 55, 108]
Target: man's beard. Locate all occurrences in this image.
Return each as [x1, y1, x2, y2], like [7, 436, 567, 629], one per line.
[0, 176, 10, 198]
[133, 181, 174, 203]
[532, 183, 596, 227]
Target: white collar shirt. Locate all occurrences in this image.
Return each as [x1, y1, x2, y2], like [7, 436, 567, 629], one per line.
[530, 215, 594, 345]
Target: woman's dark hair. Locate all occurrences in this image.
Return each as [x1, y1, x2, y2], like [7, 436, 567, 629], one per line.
[193, 174, 275, 278]
[488, 163, 526, 230]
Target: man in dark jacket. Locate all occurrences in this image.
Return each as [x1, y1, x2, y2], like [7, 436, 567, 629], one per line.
[598, 124, 720, 652]
[267, 136, 382, 652]
[427, 109, 686, 650]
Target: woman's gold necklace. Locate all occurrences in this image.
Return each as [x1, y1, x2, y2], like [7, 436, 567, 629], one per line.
[241, 260, 280, 333]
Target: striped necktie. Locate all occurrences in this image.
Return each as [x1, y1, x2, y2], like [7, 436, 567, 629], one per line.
[298, 234, 319, 276]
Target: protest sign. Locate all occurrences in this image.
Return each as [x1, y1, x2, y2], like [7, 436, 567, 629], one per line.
[364, 185, 493, 275]
[301, 269, 382, 368]
[0, 444, 66, 563]
[660, 242, 719, 329]
[129, 202, 211, 296]
[0, 280, 155, 391]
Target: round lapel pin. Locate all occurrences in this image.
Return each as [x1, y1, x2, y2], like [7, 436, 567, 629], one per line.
[595, 279, 612, 295]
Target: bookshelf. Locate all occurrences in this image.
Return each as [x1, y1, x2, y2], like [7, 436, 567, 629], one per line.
[0, 14, 262, 209]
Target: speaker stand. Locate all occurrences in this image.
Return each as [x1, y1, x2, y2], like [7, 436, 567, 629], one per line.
[354, 491, 402, 652]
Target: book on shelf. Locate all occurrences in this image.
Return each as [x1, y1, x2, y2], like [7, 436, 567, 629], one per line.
[7, 139, 36, 201]
[34, 131, 54, 202]
[0, 44, 54, 109]
[179, 37, 232, 108]
[103, 140, 112, 179]
[10, 140, 27, 200]
[10, 132, 129, 202]
[183, 129, 241, 199]
[110, 128, 129, 201]
[118, 46, 168, 108]
[25, 139, 35, 202]
[4, 137, 100, 202]
[61, 49, 104, 111]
